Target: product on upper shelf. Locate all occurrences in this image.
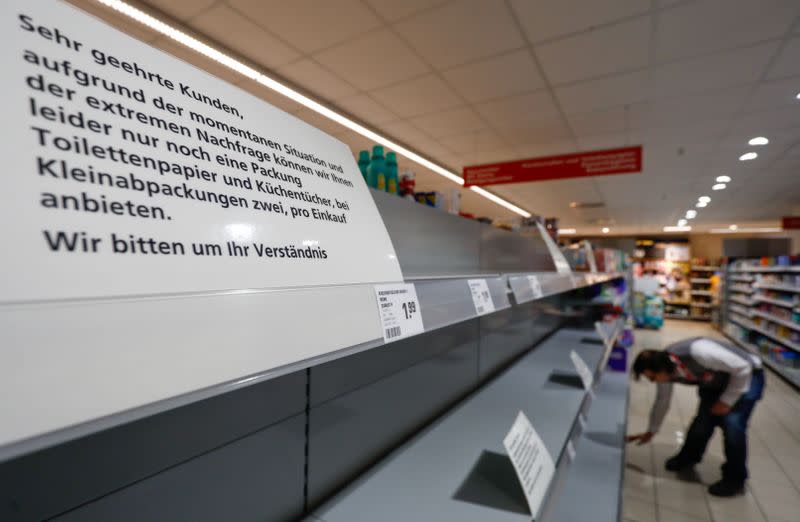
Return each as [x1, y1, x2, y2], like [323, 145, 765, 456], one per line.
[385, 152, 399, 194]
[357, 150, 370, 182]
[448, 188, 461, 214]
[399, 170, 416, 200]
[415, 191, 446, 209]
[366, 145, 386, 190]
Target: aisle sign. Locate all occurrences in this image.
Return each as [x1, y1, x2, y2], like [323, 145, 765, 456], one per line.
[503, 411, 556, 517]
[468, 279, 495, 316]
[374, 283, 424, 343]
[0, 0, 402, 302]
[528, 275, 544, 299]
[463, 146, 642, 187]
[570, 350, 594, 391]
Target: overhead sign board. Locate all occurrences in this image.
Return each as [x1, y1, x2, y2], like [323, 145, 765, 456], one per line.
[0, 0, 401, 302]
[463, 146, 642, 187]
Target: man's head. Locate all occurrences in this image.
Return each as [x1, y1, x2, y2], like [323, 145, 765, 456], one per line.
[632, 349, 676, 382]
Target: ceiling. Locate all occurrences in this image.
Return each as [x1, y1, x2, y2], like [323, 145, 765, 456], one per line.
[71, 0, 800, 235]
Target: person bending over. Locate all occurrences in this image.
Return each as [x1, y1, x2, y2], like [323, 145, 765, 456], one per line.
[627, 337, 765, 497]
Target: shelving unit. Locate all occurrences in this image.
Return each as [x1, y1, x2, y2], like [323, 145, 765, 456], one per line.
[723, 259, 800, 390]
[688, 263, 717, 322]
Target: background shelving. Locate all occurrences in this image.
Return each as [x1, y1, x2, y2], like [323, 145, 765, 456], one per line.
[688, 262, 717, 322]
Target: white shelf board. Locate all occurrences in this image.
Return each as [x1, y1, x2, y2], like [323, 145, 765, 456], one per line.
[751, 310, 800, 333]
[732, 266, 800, 273]
[753, 282, 800, 294]
[753, 295, 797, 309]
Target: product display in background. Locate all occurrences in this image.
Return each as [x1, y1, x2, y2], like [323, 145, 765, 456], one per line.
[688, 259, 720, 322]
[632, 240, 691, 320]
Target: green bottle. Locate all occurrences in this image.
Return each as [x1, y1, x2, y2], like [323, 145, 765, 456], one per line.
[366, 145, 385, 190]
[385, 152, 399, 194]
[357, 150, 370, 183]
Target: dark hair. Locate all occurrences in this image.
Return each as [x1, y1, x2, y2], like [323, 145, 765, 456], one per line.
[632, 350, 676, 380]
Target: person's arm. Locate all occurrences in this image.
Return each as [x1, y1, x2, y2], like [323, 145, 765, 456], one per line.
[648, 381, 673, 433]
[690, 339, 751, 409]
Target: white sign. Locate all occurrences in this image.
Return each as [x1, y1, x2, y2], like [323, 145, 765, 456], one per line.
[0, 0, 402, 302]
[468, 279, 495, 316]
[570, 350, 594, 391]
[527, 275, 544, 299]
[503, 411, 556, 518]
[374, 283, 424, 342]
[566, 440, 577, 461]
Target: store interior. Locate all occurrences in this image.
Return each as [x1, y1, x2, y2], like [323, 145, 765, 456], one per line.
[1, 1, 799, 521]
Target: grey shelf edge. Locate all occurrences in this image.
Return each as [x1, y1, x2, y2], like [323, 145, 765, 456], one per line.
[309, 325, 621, 522]
[0, 272, 618, 464]
[724, 334, 800, 391]
[539, 367, 630, 522]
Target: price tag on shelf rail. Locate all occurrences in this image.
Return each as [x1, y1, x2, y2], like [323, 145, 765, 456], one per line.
[570, 350, 594, 391]
[373, 283, 425, 343]
[503, 411, 556, 518]
[527, 275, 544, 299]
[468, 279, 495, 316]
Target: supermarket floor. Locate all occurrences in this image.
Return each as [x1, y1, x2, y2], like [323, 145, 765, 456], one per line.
[623, 320, 800, 522]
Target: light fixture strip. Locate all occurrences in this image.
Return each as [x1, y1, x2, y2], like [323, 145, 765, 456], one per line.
[96, 0, 534, 216]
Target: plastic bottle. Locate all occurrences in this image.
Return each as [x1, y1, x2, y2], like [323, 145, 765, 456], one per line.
[385, 152, 399, 194]
[366, 145, 385, 190]
[357, 150, 370, 183]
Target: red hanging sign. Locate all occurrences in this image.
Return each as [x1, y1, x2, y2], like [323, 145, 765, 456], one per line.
[463, 146, 642, 187]
[782, 216, 800, 229]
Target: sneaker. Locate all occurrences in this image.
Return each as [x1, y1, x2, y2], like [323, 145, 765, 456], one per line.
[665, 455, 694, 472]
[708, 480, 744, 497]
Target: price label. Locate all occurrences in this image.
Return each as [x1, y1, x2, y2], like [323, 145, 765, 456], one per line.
[374, 283, 424, 343]
[566, 440, 577, 461]
[503, 411, 556, 517]
[570, 350, 594, 391]
[468, 279, 495, 316]
[527, 275, 543, 299]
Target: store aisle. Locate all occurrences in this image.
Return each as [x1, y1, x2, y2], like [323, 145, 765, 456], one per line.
[623, 320, 800, 522]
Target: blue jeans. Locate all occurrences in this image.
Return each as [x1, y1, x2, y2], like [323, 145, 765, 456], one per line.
[676, 370, 765, 484]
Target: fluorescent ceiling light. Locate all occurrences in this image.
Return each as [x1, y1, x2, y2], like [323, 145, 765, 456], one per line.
[715, 175, 731, 183]
[710, 227, 782, 234]
[698, 196, 711, 203]
[686, 210, 697, 219]
[664, 226, 691, 232]
[677, 219, 688, 226]
[696, 201, 707, 208]
[712, 183, 726, 190]
[748, 137, 768, 146]
[601, 227, 610, 234]
[559, 228, 577, 234]
[96, 0, 532, 218]
[729, 224, 738, 230]
[739, 152, 758, 161]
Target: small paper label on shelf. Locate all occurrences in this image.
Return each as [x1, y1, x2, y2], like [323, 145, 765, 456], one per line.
[527, 275, 544, 299]
[566, 440, 576, 461]
[503, 411, 556, 518]
[570, 350, 594, 391]
[468, 279, 495, 316]
[374, 283, 424, 343]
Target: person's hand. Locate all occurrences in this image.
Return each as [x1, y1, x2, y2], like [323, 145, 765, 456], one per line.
[711, 401, 731, 416]
[626, 432, 654, 445]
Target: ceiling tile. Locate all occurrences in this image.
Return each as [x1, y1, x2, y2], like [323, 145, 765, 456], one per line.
[313, 30, 429, 91]
[497, 120, 574, 146]
[277, 59, 358, 101]
[744, 77, 800, 112]
[567, 107, 628, 136]
[730, 104, 800, 133]
[409, 107, 487, 138]
[237, 79, 304, 114]
[369, 74, 462, 118]
[293, 108, 349, 137]
[438, 129, 506, 154]
[442, 49, 545, 103]
[364, 0, 449, 22]
[652, 42, 778, 98]
[394, 0, 525, 69]
[188, 4, 301, 69]
[555, 70, 651, 113]
[142, 0, 217, 21]
[766, 37, 800, 80]
[381, 120, 436, 151]
[512, 140, 578, 158]
[227, 0, 382, 53]
[655, 0, 799, 63]
[510, 0, 650, 43]
[335, 94, 399, 125]
[474, 90, 562, 131]
[535, 17, 650, 85]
